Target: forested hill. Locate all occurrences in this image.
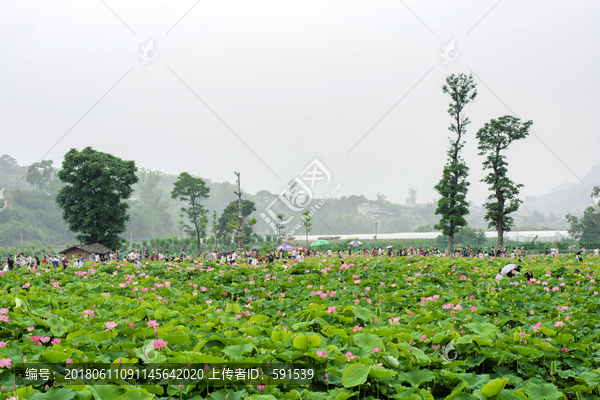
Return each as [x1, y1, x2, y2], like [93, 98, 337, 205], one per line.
[1, 153, 575, 249]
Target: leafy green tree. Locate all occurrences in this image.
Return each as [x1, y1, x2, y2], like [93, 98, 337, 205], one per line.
[406, 188, 417, 205]
[211, 211, 219, 250]
[171, 172, 210, 254]
[302, 210, 312, 249]
[134, 168, 173, 235]
[141, 239, 148, 249]
[566, 186, 600, 241]
[434, 73, 477, 254]
[217, 200, 256, 239]
[415, 225, 433, 232]
[26, 160, 55, 190]
[476, 115, 533, 248]
[276, 213, 285, 239]
[56, 147, 138, 250]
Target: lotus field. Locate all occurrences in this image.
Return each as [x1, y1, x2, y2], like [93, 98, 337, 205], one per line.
[1, 255, 600, 400]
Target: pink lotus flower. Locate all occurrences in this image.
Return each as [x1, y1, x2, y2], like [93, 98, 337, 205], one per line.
[0, 341, 8, 348]
[51, 338, 61, 345]
[27, 326, 35, 332]
[562, 347, 568, 353]
[128, 322, 135, 328]
[469, 306, 477, 312]
[372, 347, 381, 354]
[31, 336, 41, 344]
[554, 321, 565, 327]
[316, 350, 328, 358]
[345, 352, 357, 361]
[257, 384, 266, 391]
[326, 306, 336, 314]
[147, 320, 160, 328]
[40, 337, 51, 343]
[0, 315, 9, 323]
[0, 358, 12, 369]
[0, 308, 9, 314]
[153, 338, 168, 349]
[105, 321, 118, 331]
[352, 325, 363, 333]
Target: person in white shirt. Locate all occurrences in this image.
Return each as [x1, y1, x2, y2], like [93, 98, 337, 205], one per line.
[594, 247, 599, 257]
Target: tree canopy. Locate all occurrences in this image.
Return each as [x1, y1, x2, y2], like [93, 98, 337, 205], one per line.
[566, 186, 600, 241]
[476, 115, 532, 247]
[56, 147, 138, 250]
[434, 73, 477, 254]
[217, 199, 256, 244]
[171, 172, 210, 253]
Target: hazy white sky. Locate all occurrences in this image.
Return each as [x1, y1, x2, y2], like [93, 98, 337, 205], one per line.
[2, 0, 599, 205]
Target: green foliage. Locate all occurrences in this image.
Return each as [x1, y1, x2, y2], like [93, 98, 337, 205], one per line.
[434, 73, 477, 253]
[217, 200, 256, 240]
[128, 168, 173, 238]
[56, 147, 138, 250]
[566, 186, 600, 240]
[171, 172, 210, 252]
[406, 188, 418, 205]
[302, 210, 312, 248]
[415, 225, 433, 232]
[476, 115, 533, 247]
[26, 159, 58, 191]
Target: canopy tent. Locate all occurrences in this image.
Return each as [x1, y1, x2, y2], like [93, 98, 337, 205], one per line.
[277, 243, 294, 251]
[250, 245, 262, 249]
[310, 239, 330, 247]
[348, 241, 364, 247]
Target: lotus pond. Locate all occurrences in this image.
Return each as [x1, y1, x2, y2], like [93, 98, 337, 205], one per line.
[0, 255, 599, 400]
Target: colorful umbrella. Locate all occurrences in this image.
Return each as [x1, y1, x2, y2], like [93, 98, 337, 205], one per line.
[310, 239, 330, 247]
[348, 241, 364, 247]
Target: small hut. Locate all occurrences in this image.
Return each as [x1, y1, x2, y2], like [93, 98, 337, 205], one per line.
[59, 243, 111, 262]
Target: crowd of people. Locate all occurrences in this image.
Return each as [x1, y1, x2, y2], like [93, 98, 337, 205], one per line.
[2, 243, 598, 271]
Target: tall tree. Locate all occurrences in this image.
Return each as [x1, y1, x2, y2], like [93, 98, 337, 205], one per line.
[171, 172, 210, 254]
[566, 186, 600, 241]
[217, 199, 256, 245]
[434, 73, 477, 255]
[302, 210, 312, 249]
[406, 188, 418, 205]
[136, 168, 172, 234]
[233, 172, 244, 255]
[56, 147, 138, 249]
[276, 213, 285, 239]
[211, 211, 219, 250]
[26, 160, 55, 190]
[476, 115, 532, 248]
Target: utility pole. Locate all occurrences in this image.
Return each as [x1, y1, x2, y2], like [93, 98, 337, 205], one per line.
[233, 172, 244, 256]
[374, 221, 380, 248]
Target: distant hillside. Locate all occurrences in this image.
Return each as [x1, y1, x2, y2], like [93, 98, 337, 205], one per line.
[523, 162, 600, 217]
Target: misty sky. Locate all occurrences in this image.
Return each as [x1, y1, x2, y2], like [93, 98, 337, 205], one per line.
[2, 0, 599, 206]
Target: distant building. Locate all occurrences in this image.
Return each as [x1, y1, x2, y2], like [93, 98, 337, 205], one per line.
[357, 203, 380, 215]
[59, 243, 112, 262]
